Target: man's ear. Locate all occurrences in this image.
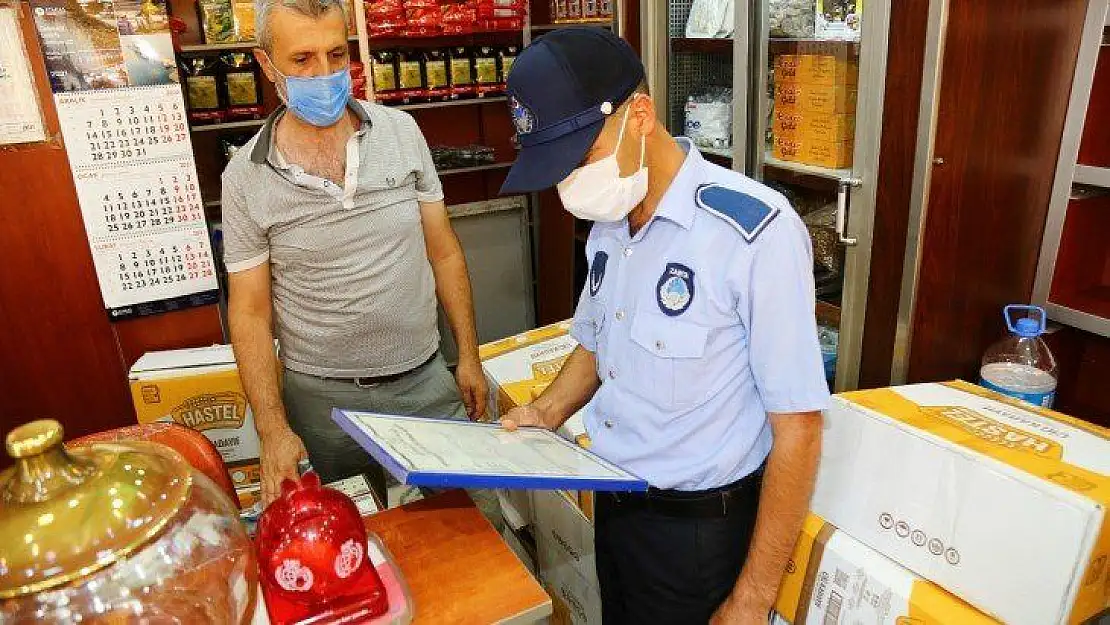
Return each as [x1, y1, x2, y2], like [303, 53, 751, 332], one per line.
[254, 49, 278, 84]
[632, 94, 657, 137]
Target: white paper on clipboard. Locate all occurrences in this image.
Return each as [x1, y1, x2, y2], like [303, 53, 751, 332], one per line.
[331, 410, 648, 492]
[0, 6, 46, 145]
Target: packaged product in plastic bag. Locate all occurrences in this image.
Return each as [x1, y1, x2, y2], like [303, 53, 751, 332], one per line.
[769, 0, 815, 38]
[684, 87, 733, 150]
[685, 0, 730, 38]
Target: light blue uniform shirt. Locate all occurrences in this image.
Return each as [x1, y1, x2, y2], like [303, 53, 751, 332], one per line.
[571, 139, 831, 491]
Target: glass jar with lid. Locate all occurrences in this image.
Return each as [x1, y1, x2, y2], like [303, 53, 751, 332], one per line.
[0, 420, 258, 623]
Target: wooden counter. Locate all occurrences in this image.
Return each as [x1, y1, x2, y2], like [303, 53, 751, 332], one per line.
[363, 490, 552, 625]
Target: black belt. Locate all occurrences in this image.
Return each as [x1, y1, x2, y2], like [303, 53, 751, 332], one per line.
[601, 466, 765, 519]
[324, 353, 437, 387]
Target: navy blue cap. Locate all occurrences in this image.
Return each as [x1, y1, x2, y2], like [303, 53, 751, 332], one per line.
[500, 27, 646, 194]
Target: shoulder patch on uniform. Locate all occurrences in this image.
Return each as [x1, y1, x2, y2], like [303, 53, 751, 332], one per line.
[694, 183, 780, 243]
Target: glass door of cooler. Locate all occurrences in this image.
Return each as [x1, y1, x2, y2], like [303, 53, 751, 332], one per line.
[745, 0, 891, 391]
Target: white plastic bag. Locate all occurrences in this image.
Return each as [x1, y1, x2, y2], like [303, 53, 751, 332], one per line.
[684, 87, 733, 149]
[685, 0, 730, 39]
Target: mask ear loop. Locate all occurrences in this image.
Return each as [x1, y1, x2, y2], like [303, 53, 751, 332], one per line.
[261, 51, 290, 102]
[613, 95, 647, 172]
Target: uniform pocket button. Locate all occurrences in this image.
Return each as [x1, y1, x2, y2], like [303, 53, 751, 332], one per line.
[604, 420, 614, 429]
[655, 340, 665, 352]
[615, 310, 625, 321]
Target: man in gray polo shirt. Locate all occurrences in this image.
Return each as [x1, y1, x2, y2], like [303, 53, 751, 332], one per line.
[222, 0, 487, 505]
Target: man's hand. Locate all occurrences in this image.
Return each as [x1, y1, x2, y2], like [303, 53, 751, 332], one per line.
[259, 424, 308, 504]
[455, 356, 489, 421]
[710, 592, 772, 625]
[501, 404, 553, 431]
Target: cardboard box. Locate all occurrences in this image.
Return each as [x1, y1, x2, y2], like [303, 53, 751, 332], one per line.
[774, 52, 858, 87]
[812, 381, 1110, 625]
[776, 83, 857, 115]
[479, 320, 578, 421]
[325, 474, 384, 517]
[481, 322, 596, 527]
[773, 135, 854, 169]
[533, 489, 602, 625]
[773, 109, 856, 143]
[130, 345, 263, 497]
[775, 513, 998, 624]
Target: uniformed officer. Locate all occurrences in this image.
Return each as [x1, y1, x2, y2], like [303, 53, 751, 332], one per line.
[499, 28, 830, 625]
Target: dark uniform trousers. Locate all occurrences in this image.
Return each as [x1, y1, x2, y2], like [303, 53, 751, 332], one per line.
[594, 467, 764, 624]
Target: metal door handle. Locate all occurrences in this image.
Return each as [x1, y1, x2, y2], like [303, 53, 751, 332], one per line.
[837, 177, 863, 246]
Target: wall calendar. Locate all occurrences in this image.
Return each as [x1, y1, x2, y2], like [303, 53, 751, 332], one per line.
[30, 0, 218, 320]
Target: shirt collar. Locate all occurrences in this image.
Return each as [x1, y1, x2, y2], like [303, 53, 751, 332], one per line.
[250, 97, 371, 165]
[645, 137, 705, 232]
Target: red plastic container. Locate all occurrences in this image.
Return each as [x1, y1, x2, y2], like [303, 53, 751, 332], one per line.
[257, 473, 391, 625]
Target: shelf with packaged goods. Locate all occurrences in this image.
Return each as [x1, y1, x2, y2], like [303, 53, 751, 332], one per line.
[671, 37, 732, 54]
[396, 95, 507, 111]
[437, 162, 513, 176]
[763, 152, 852, 182]
[364, 31, 523, 50]
[699, 145, 734, 160]
[190, 119, 267, 133]
[1074, 165, 1110, 188]
[202, 194, 520, 213]
[188, 97, 510, 133]
[178, 35, 360, 54]
[768, 37, 860, 56]
[529, 22, 612, 32]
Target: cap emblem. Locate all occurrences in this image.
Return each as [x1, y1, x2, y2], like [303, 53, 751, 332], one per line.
[510, 96, 536, 135]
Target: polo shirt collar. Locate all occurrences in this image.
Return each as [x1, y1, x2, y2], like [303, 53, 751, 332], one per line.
[250, 97, 371, 164]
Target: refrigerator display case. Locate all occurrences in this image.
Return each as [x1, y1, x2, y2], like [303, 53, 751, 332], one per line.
[648, 0, 891, 391]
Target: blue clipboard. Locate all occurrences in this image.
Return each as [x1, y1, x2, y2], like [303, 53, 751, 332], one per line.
[331, 410, 648, 492]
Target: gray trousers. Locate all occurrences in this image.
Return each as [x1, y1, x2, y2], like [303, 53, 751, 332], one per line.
[283, 353, 501, 526]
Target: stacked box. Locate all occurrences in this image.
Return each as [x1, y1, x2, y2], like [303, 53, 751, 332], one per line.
[773, 513, 998, 624]
[533, 489, 602, 625]
[480, 322, 596, 526]
[811, 381, 1110, 625]
[773, 50, 857, 169]
[129, 345, 266, 507]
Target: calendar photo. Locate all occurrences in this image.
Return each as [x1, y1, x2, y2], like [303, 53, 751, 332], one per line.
[31, 0, 129, 93]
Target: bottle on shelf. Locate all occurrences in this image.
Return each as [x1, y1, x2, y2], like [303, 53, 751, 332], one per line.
[979, 305, 1058, 408]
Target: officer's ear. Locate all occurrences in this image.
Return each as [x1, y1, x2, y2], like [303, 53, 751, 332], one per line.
[625, 93, 656, 139]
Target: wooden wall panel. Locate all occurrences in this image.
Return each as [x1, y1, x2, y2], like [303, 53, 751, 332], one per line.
[0, 4, 222, 450]
[857, 0, 930, 389]
[906, 0, 1089, 384]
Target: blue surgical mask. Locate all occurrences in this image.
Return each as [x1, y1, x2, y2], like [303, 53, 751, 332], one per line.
[271, 62, 352, 127]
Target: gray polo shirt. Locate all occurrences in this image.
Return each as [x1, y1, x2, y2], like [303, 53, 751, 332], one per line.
[221, 99, 443, 378]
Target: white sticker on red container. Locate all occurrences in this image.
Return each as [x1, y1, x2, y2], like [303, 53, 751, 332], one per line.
[334, 538, 364, 579]
[275, 559, 314, 592]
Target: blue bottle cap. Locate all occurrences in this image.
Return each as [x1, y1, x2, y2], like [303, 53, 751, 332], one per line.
[1014, 317, 1041, 338]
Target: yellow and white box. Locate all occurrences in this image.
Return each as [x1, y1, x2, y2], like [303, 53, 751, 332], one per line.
[774, 52, 858, 87]
[776, 83, 858, 116]
[772, 109, 856, 144]
[812, 380, 1110, 625]
[481, 321, 586, 528]
[533, 489, 602, 625]
[774, 513, 997, 624]
[129, 345, 262, 494]
[479, 320, 579, 421]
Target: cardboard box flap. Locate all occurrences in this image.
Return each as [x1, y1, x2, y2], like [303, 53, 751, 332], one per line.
[836, 381, 1110, 505]
[131, 344, 236, 375]
[479, 321, 574, 361]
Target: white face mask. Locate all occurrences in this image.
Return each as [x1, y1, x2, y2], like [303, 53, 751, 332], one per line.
[556, 102, 648, 222]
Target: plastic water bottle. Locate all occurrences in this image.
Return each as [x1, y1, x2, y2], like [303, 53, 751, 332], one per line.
[979, 305, 1058, 407]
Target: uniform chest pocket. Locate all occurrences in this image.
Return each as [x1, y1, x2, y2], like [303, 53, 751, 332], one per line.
[629, 310, 710, 410]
